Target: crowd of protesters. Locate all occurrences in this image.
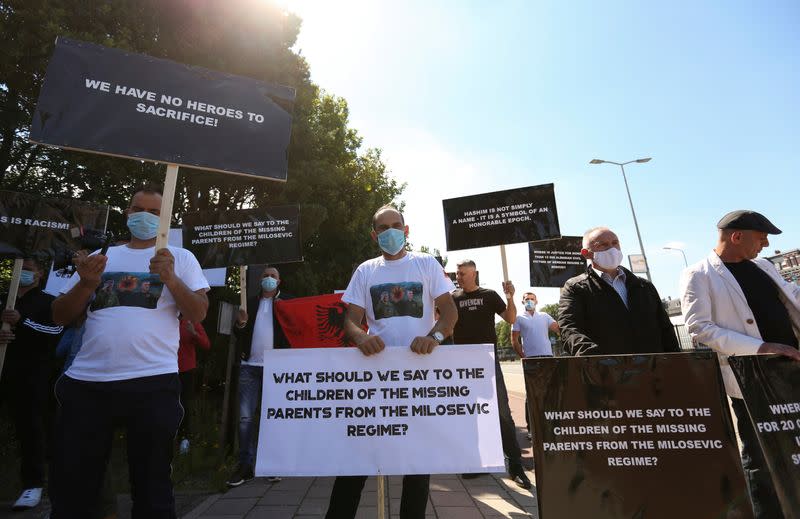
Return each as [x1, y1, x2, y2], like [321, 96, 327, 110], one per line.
[1, 189, 797, 519]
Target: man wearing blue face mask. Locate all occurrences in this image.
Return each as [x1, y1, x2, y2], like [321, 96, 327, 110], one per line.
[1, 257, 63, 511]
[50, 184, 210, 519]
[558, 227, 679, 356]
[226, 265, 289, 487]
[325, 204, 458, 519]
[512, 291, 559, 440]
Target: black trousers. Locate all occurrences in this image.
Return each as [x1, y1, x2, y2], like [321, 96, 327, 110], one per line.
[494, 359, 523, 469]
[731, 398, 784, 519]
[326, 475, 430, 519]
[3, 359, 51, 488]
[49, 373, 183, 519]
[178, 369, 195, 439]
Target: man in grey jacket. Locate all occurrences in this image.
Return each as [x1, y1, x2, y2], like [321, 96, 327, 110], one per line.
[680, 210, 800, 519]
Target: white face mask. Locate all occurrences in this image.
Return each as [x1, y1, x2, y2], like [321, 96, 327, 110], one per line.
[592, 247, 623, 270]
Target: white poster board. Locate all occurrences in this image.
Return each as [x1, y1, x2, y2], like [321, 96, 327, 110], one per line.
[256, 344, 504, 477]
[43, 267, 79, 296]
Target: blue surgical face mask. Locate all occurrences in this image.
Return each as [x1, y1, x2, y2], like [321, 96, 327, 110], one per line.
[377, 228, 405, 255]
[127, 211, 160, 240]
[524, 300, 536, 311]
[261, 276, 279, 292]
[19, 270, 36, 286]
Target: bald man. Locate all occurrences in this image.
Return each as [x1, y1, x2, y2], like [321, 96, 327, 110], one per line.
[681, 210, 800, 519]
[558, 226, 679, 356]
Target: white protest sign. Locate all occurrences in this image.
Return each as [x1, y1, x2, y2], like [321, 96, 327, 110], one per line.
[44, 267, 79, 296]
[256, 344, 504, 477]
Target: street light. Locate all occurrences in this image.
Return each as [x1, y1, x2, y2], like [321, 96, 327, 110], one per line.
[663, 246, 688, 268]
[589, 157, 653, 282]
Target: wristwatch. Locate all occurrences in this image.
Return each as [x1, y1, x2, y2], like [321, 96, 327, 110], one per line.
[429, 331, 445, 344]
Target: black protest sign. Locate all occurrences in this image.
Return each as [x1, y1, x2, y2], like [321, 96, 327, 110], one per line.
[729, 355, 800, 518]
[0, 190, 108, 267]
[442, 185, 560, 251]
[30, 37, 295, 181]
[528, 236, 585, 287]
[524, 352, 751, 519]
[182, 206, 302, 268]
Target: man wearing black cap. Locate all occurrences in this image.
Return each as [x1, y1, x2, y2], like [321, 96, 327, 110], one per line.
[680, 210, 800, 519]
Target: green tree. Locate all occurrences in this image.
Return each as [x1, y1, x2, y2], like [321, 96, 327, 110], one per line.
[495, 320, 511, 348]
[418, 245, 447, 268]
[0, 0, 403, 296]
[495, 320, 516, 360]
[540, 303, 558, 322]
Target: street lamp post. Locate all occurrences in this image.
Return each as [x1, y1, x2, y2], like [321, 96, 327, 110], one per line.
[589, 157, 653, 282]
[663, 246, 688, 268]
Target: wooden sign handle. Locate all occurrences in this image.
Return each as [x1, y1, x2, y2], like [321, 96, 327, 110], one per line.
[239, 265, 247, 310]
[154, 163, 180, 253]
[0, 258, 25, 380]
[500, 244, 510, 283]
[377, 475, 386, 519]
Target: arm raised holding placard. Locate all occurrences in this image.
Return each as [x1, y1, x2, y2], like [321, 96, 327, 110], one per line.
[499, 281, 517, 324]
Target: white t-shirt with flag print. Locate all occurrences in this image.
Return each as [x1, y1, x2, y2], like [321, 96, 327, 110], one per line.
[343, 251, 454, 348]
[62, 244, 209, 382]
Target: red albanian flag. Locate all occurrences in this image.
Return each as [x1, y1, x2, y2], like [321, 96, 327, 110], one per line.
[275, 293, 360, 348]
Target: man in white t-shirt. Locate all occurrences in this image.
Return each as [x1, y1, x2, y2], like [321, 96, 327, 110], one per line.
[325, 205, 458, 519]
[511, 291, 559, 439]
[49, 185, 210, 519]
[226, 265, 289, 487]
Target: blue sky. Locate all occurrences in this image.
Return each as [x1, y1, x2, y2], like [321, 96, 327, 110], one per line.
[288, 0, 799, 306]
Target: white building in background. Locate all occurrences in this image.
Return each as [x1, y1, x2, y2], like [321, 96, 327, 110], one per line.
[765, 249, 800, 285]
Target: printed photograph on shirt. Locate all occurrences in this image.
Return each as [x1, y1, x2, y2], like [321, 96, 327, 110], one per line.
[370, 282, 424, 320]
[90, 272, 164, 311]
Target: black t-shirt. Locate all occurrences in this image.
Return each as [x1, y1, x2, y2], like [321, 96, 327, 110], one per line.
[724, 261, 798, 348]
[451, 287, 506, 345]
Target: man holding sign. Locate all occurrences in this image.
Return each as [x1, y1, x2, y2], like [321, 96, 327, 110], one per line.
[325, 205, 458, 519]
[49, 185, 210, 518]
[681, 210, 800, 519]
[451, 260, 532, 489]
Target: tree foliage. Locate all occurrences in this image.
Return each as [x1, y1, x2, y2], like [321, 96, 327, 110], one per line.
[495, 320, 511, 349]
[0, 0, 403, 296]
[540, 303, 558, 322]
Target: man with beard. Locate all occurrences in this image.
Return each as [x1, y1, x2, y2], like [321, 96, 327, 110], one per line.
[325, 205, 458, 519]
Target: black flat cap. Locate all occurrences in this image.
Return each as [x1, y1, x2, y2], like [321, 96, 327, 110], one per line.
[717, 210, 782, 234]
